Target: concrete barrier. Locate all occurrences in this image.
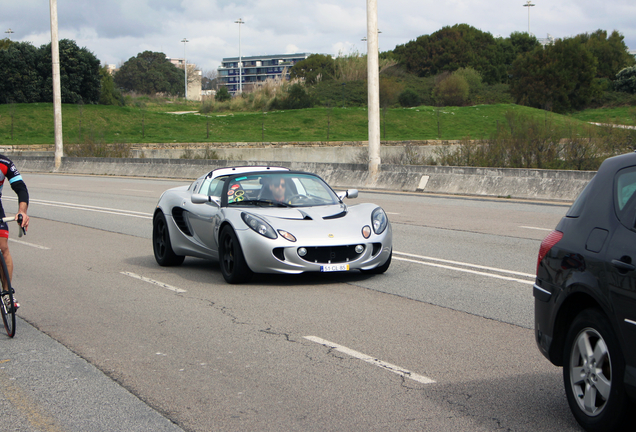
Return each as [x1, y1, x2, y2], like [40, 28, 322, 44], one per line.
[11, 156, 594, 202]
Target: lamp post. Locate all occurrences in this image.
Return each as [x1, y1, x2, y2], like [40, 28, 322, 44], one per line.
[181, 38, 189, 100]
[235, 18, 244, 94]
[523, 1, 535, 34]
[366, 0, 380, 181]
[5, 28, 14, 40]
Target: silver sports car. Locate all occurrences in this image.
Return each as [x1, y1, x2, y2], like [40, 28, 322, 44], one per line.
[153, 166, 392, 283]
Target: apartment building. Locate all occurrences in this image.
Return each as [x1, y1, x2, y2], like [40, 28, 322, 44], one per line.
[217, 53, 311, 94]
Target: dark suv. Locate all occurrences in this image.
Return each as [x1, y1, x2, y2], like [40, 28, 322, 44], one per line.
[535, 151, 636, 431]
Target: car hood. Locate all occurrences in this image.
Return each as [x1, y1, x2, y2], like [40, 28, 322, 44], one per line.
[238, 204, 349, 221]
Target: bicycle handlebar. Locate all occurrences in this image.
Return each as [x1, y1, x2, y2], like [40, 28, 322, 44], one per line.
[1, 215, 26, 237]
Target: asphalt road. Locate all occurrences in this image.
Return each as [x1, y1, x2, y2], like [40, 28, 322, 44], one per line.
[0, 173, 583, 431]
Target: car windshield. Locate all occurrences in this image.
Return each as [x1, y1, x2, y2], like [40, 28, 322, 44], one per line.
[225, 172, 340, 207]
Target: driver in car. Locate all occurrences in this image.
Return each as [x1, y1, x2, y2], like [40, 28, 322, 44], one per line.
[268, 176, 287, 203]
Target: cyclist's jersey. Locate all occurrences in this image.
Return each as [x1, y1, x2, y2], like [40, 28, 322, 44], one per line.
[0, 155, 29, 238]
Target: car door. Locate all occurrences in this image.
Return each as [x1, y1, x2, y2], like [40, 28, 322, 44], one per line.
[606, 166, 636, 364]
[185, 177, 225, 254]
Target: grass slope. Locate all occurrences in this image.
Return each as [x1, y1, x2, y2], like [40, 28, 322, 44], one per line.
[0, 102, 624, 146]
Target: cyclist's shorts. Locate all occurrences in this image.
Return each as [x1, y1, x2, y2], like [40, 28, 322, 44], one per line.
[0, 207, 8, 238]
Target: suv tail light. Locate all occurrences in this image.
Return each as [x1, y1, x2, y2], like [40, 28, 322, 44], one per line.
[537, 230, 563, 274]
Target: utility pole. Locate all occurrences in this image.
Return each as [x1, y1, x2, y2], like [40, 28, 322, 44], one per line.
[49, 0, 63, 170]
[5, 29, 14, 40]
[366, 0, 381, 182]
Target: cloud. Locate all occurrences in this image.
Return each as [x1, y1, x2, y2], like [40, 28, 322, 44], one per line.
[1, 0, 635, 73]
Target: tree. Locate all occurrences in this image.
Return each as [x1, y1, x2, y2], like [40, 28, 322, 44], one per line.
[215, 86, 231, 102]
[615, 66, 636, 94]
[575, 30, 635, 80]
[290, 54, 335, 85]
[433, 74, 469, 106]
[0, 42, 42, 103]
[202, 69, 218, 90]
[280, 84, 313, 109]
[0, 38, 12, 50]
[398, 89, 421, 107]
[393, 24, 508, 84]
[38, 39, 101, 104]
[99, 66, 124, 106]
[510, 38, 601, 113]
[508, 32, 541, 57]
[114, 51, 185, 95]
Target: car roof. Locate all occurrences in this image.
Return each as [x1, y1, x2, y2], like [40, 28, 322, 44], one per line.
[206, 166, 289, 179]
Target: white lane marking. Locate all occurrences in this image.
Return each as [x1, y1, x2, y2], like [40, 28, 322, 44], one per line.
[519, 226, 553, 232]
[304, 336, 435, 384]
[386, 212, 400, 215]
[5, 197, 153, 219]
[121, 272, 186, 293]
[8, 239, 50, 250]
[123, 189, 154, 193]
[394, 256, 534, 285]
[394, 251, 535, 278]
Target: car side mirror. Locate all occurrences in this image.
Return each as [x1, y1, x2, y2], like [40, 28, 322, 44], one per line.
[191, 194, 220, 207]
[337, 189, 358, 200]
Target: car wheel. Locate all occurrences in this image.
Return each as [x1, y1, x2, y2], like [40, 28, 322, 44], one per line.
[563, 308, 629, 432]
[153, 212, 185, 266]
[361, 250, 391, 274]
[219, 226, 253, 284]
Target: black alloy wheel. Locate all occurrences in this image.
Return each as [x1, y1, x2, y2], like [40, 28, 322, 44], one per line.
[219, 226, 253, 284]
[153, 212, 185, 266]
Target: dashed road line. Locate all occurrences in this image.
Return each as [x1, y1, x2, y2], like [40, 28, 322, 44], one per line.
[519, 226, 552, 232]
[121, 272, 186, 293]
[394, 251, 535, 279]
[304, 336, 435, 384]
[4, 197, 152, 219]
[9, 239, 50, 250]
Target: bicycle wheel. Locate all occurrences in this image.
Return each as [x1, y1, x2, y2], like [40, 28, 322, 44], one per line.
[0, 252, 15, 338]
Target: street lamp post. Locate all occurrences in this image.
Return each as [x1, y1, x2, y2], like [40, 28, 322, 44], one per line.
[235, 18, 244, 94]
[366, 0, 381, 181]
[523, 1, 535, 34]
[5, 28, 14, 40]
[181, 38, 189, 100]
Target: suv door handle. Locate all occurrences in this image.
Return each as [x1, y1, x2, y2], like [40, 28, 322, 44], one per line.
[612, 259, 636, 272]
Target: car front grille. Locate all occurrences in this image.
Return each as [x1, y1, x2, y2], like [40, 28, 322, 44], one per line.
[299, 245, 364, 264]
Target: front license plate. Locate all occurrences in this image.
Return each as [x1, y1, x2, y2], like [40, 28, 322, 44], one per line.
[321, 264, 349, 272]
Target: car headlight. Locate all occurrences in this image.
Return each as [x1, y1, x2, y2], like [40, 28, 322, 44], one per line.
[241, 212, 277, 239]
[371, 208, 388, 235]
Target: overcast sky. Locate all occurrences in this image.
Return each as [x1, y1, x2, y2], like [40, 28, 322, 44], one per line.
[3, 1, 635, 73]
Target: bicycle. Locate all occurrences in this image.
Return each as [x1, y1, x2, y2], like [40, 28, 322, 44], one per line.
[0, 215, 26, 338]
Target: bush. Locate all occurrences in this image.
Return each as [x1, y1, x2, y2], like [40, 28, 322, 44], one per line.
[433, 74, 469, 106]
[215, 86, 231, 102]
[453, 67, 483, 96]
[398, 89, 421, 107]
[615, 67, 636, 94]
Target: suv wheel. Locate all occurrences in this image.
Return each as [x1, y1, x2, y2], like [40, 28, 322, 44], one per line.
[563, 308, 629, 431]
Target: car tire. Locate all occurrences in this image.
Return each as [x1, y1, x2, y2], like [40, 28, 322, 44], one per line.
[563, 308, 630, 432]
[219, 226, 253, 284]
[153, 212, 185, 266]
[361, 250, 391, 274]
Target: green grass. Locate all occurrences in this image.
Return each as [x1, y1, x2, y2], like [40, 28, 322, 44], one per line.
[567, 106, 636, 126]
[0, 102, 609, 145]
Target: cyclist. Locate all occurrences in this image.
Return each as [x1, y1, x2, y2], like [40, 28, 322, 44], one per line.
[0, 155, 29, 309]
